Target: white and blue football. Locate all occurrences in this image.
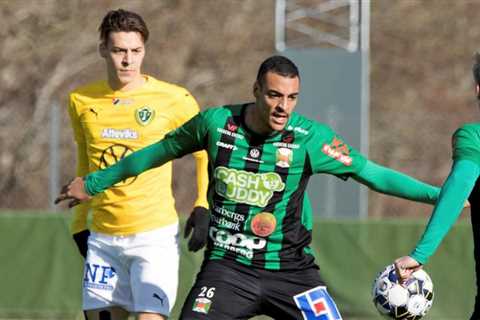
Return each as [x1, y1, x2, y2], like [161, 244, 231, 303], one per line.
[372, 264, 434, 319]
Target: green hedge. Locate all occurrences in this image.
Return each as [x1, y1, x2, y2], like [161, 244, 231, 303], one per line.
[0, 212, 475, 319]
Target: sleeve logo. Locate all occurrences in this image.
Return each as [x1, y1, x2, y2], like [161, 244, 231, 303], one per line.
[321, 137, 352, 166]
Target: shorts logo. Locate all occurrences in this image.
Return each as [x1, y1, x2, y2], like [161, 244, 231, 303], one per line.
[84, 263, 116, 291]
[135, 106, 155, 126]
[294, 286, 342, 320]
[193, 298, 211, 314]
[321, 137, 352, 166]
[193, 286, 216, 314]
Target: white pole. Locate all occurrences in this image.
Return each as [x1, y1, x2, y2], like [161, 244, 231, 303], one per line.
[359, 0, 370, 219]
[49, 102, 59, 212]
[275, 0, 286, 52]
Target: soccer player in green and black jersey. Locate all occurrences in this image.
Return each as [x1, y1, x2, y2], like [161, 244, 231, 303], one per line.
[57, 56, 441, 320]
[395, 54, 480, 320]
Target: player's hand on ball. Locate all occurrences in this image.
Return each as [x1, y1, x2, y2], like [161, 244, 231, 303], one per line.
[394, 256, 422, 284]
[184, 206, 210, 252]
[54, 177, 91, 208]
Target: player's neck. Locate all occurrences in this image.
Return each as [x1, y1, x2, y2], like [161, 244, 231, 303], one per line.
[108, 74, 146, 92]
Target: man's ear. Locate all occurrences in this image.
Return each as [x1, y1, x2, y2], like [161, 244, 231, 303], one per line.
[99, 42, 107, 58]
[253, 81, 260, 98]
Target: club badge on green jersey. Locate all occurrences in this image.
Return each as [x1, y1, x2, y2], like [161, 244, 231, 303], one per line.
[276, 147, 293, 168]
[135, 106, 155, 126]
[214, 167, 285, 207]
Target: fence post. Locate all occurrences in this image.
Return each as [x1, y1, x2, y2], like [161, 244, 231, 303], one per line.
[49, 102, 60, 211]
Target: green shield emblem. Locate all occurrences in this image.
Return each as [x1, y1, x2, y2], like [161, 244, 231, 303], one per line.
[135, 106, 155, 126]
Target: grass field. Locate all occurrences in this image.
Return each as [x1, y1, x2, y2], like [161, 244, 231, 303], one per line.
[0, 211, 474, 319]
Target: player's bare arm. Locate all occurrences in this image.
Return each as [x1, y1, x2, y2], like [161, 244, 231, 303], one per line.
[54, 177, 90, 208]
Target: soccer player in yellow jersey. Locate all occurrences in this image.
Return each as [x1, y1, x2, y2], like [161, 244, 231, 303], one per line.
[65, 9, 209, 320]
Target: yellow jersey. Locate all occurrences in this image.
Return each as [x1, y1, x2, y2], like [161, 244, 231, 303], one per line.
[68, 75, 209, 235]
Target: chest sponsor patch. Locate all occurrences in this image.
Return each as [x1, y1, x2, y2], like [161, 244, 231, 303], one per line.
[216, 141, 238, 151]
[217, 127, 244, 139]
[214, 167, 285, 207]
[209, 226, 266, 259]
[101, 128, 138, 140]
[251, 212, 276, 237]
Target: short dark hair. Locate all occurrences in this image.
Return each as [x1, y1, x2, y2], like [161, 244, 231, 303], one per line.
[98, 9, 149, 44]
[256, 55, 300, 86]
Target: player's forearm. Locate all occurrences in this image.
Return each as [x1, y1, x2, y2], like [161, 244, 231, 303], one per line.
[84, 140, 176, 195]
[192, 150, 209, 208]
[353, 160, 440, 204]
[411, 160, 479, 264]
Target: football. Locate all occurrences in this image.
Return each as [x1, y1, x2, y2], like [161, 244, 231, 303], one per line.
[372, 264, 434, 319]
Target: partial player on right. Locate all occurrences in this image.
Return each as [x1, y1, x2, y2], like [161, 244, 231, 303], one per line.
[394, 53, 480, 320]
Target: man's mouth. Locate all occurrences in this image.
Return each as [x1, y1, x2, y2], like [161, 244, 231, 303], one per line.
[271, 112, 288, 124]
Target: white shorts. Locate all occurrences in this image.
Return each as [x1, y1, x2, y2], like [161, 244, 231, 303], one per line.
[83, 223, 179, 316]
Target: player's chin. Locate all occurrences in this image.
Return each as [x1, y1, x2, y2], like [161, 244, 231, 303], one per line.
[117, 72, 136, 83]
[269, 118, 288, 132]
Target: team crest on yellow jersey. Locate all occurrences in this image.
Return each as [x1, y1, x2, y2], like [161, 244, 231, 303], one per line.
[135, 106, 155, 126]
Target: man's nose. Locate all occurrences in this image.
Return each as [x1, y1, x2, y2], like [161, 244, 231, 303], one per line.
[277, 97, 288, 110]
[122, 51, 132, 66]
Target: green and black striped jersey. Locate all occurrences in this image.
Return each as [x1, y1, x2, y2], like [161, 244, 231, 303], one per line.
[164, 104, 367, 270]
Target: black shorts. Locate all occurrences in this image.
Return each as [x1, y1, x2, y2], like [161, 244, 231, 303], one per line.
[179, 259, 342, 320]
